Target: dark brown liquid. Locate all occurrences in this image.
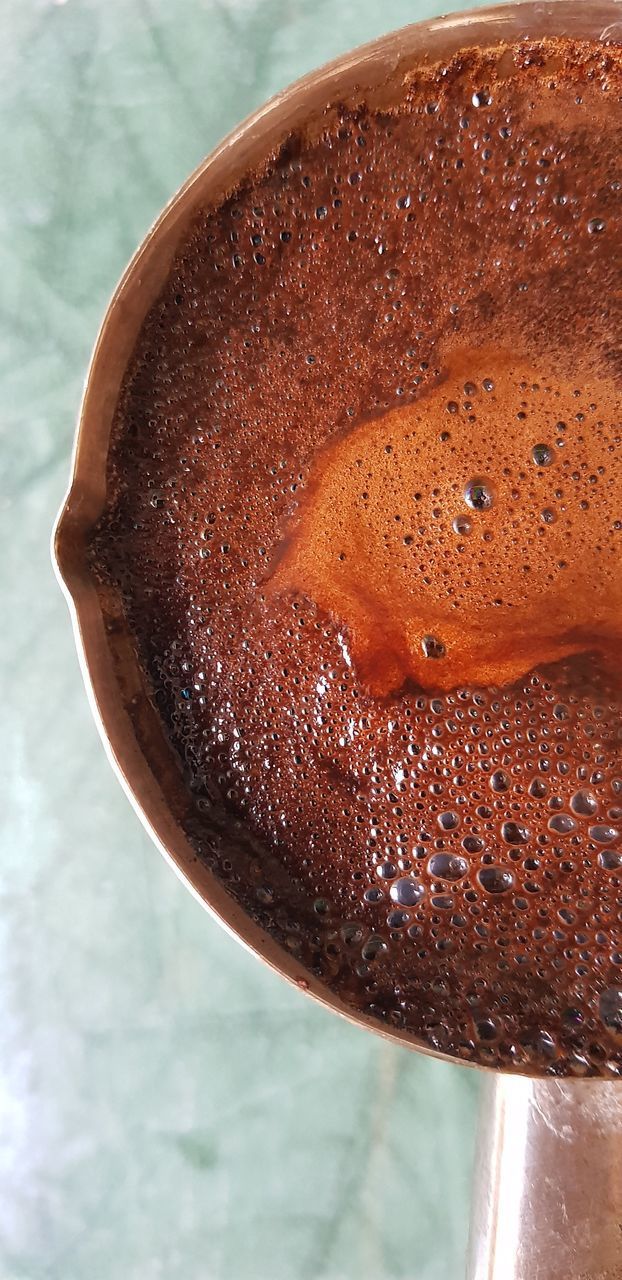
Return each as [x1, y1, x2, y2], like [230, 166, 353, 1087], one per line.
[93, 35, 622, 1074]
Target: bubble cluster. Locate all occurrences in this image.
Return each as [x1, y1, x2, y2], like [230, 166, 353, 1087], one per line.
[268, 356, 621, 696]
[92, 34, 622, 1075]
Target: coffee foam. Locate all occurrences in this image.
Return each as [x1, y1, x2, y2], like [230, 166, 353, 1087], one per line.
[93, 36, 622, 1073]
[269, 348, 621, 694]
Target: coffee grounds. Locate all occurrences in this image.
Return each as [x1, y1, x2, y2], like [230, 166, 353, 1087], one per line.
[92, 35, 622, 1074]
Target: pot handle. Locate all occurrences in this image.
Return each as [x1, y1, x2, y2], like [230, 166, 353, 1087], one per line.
[466, 1073, 622, 1280]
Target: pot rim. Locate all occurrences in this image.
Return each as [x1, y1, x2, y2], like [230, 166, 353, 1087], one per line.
[52, 0, 622, 1075]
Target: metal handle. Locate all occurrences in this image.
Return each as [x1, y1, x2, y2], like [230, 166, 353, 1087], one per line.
[466, 1075, 622, 1280]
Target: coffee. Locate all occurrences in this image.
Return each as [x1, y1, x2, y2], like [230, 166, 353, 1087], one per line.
[92, 35, 622, 1074]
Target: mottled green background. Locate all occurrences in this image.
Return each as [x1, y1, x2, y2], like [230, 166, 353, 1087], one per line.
[1, 2, 487, 1276]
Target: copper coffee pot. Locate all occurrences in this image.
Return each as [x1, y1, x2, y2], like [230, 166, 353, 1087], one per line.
[53, 5, 622, 1276]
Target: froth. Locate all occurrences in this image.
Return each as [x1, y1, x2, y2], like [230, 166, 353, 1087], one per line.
[269, 349, 621, 694]
[92, 35, 622, 1075]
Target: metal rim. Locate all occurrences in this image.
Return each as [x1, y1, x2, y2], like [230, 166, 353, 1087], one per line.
[53, 1, 622, 1074]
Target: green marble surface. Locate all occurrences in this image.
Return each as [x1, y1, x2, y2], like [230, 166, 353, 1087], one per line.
[1, 2, 487, 1276]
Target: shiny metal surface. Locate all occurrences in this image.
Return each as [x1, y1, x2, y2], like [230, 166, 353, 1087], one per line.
[50, 1, 622, 1275]
[52, 0, 622, 1076]
[467, 1076, 622, 1280]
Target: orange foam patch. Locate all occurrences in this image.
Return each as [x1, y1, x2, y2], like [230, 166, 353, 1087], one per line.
[269, 349, 621, 694]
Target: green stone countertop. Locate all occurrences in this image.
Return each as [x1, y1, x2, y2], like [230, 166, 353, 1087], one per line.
[1, 2, 486, 1276]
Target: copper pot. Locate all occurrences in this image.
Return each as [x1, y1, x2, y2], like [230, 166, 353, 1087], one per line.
[53, 5, 622, 1276]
